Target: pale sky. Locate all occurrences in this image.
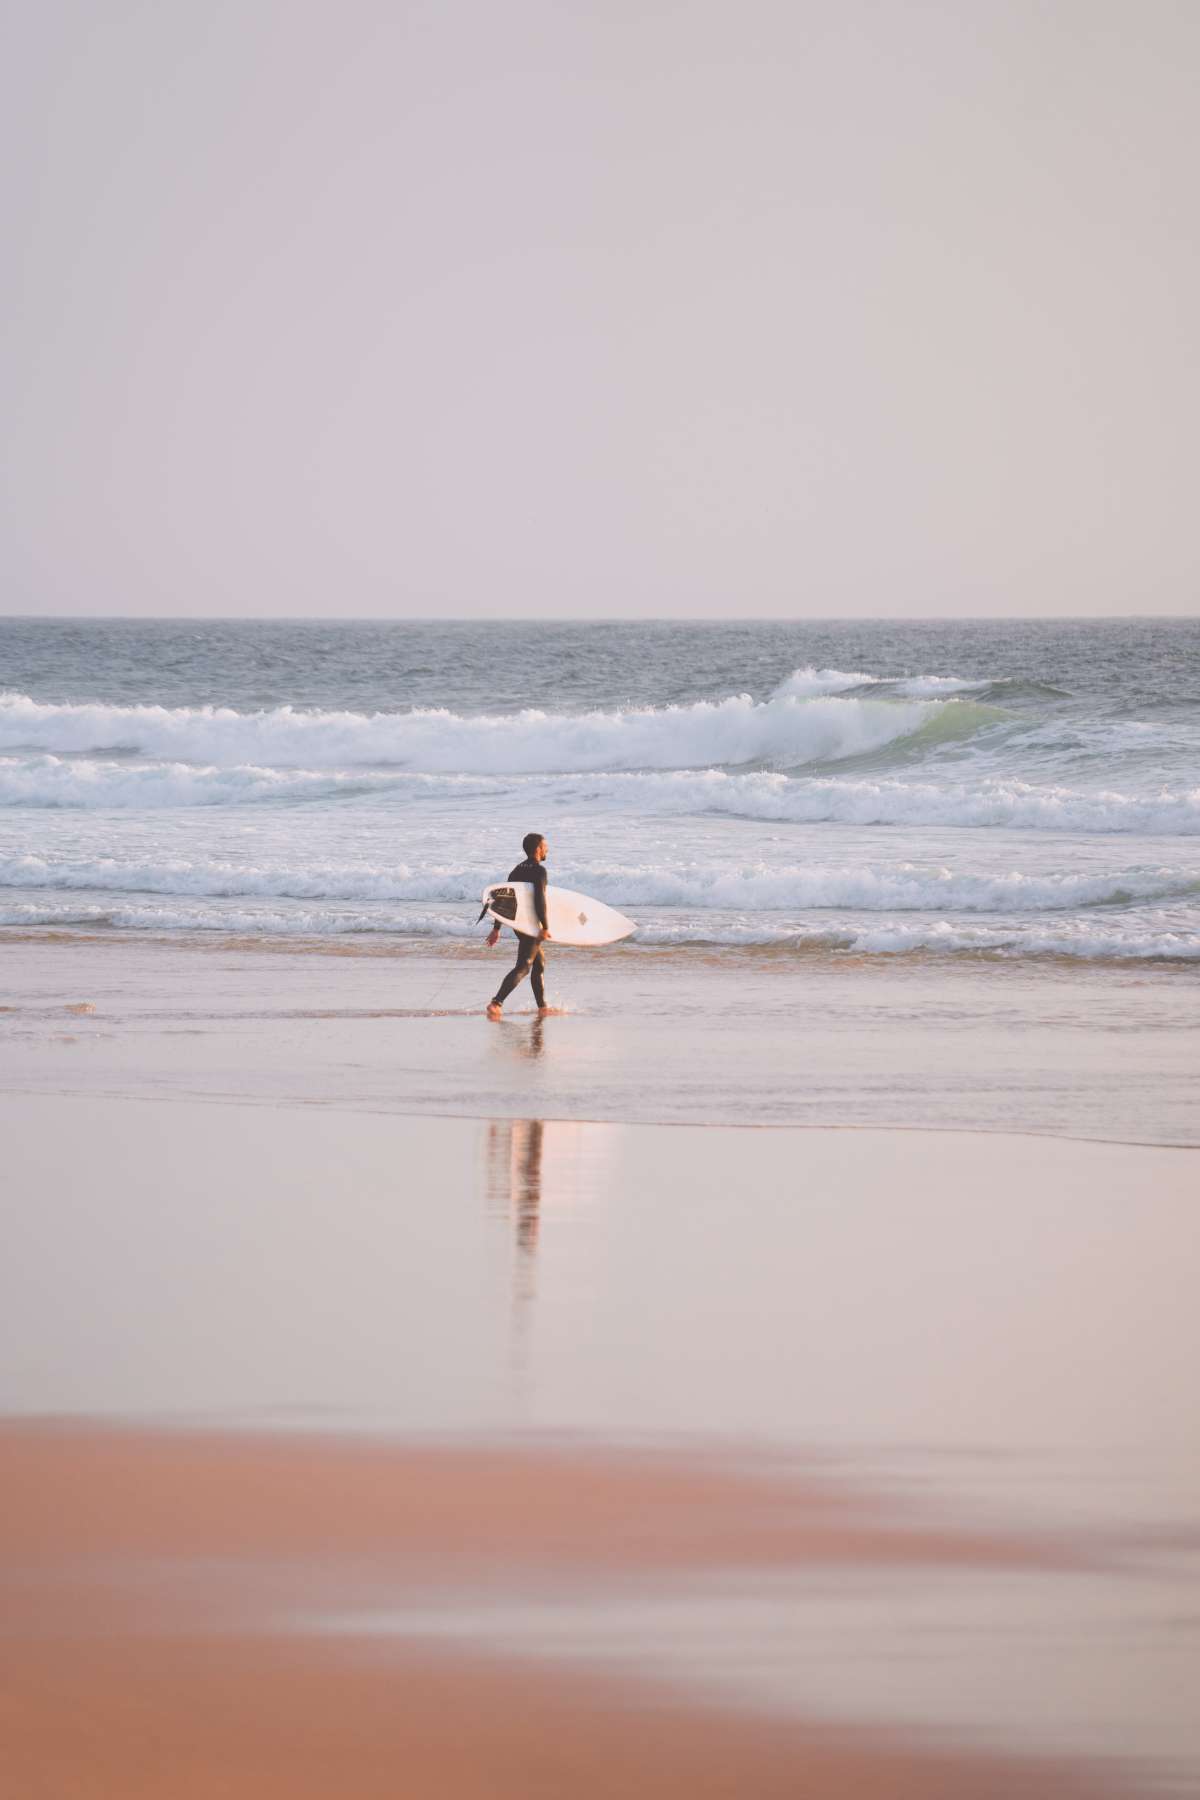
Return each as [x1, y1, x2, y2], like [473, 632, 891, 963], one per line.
[3, 0, 1197, 619]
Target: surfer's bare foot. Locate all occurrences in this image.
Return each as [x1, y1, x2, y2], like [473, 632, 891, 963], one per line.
[485, 1003, 502, 1020]
[537, 1006, 564, 1017]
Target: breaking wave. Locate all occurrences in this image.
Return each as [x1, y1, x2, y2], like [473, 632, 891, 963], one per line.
[771, 667, 1071, 704]
[0, 687, 999, 775]
[773, 666, 986, 700]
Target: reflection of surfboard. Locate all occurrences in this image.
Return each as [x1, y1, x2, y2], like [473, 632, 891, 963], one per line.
[480, 882, 636, 947]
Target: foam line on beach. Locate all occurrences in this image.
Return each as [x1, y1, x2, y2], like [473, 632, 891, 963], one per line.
[2, 895, 1198, 958]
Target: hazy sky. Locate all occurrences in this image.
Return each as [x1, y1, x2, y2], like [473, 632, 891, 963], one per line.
[3, 1, 1197, 619]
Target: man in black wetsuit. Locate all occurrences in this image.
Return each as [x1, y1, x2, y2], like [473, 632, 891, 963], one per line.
[485, 833, 555, 1020]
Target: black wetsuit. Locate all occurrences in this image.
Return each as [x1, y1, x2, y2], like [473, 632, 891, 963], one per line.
[491, 856, 549, 1010]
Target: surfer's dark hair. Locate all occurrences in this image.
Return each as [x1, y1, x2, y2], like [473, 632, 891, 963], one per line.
[522, 832, 545, 857]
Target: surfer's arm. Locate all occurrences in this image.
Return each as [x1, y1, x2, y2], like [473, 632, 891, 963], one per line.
[486, 923, 501, 946]
[533, 867, 549, 934]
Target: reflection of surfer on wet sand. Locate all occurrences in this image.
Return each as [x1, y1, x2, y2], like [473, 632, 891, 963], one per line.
[485, 1118, 545, 1348]
[485, 1118, 606, 1335]
[510, 1119, 544, 1255]
[479, 835, 637, 1020]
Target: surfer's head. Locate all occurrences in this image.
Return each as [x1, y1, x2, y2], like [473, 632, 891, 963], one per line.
[523, 833, 547, 862]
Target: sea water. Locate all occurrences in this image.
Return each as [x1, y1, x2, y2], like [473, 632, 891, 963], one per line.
[1, 618, 1197, 1141]
[2, 616, 1197, 959]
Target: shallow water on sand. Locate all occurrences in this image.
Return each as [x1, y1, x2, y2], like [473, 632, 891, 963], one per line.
[1, 932, 1196, 1143]
[9, 1098, 1197, 1516]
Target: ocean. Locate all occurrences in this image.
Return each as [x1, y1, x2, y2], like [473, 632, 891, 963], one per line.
[1, 616, 1197, 1143]
[2, 615, 1197, 958]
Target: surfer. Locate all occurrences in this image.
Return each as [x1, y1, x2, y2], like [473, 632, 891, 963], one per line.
[485, 834, 555, 1020]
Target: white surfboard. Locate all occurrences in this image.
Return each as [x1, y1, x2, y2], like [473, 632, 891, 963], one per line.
[480, 882, 636, 947]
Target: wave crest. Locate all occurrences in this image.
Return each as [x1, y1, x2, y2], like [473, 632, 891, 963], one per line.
[0, 688, 992, 775]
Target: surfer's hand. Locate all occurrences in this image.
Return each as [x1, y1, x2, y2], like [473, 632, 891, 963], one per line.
[486, 926, 500, 946]
[539, 927, 551, 941]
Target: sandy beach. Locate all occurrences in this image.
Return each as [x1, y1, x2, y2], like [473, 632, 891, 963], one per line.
[3, 1087, 1199, 1794]
[0, 1423, 1152, 1800]
[6, 0, 1200, 1779]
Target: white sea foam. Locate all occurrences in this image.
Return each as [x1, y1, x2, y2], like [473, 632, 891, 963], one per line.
[2, 895, 1196, 959]
[889, 675, 985, 697]
[0, 854, 476, 905]
[6, 758, 1194, 838]
[772, 667, 985, 699]
[770, 666, 875, 697]
[825, 917, 1200, 960]
[0, 755, 479, 808]
[578, 862, 1199, 913]
[632, 916, 1200, 959]
[579, 770, 1200, 834]
[0, 896, 485, 939]
[0, 688, 976, 774]
[3, 852, 1194, 914]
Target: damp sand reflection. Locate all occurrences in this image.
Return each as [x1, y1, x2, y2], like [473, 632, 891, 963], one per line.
[485, 1116, 611, 1368]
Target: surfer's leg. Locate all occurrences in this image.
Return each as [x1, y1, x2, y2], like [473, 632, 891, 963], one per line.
[530, 945, 546, 1010]
[491, 934, 536, 1010]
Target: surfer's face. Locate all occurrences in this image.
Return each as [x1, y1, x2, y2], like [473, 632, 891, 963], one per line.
[534, 839, 548, 862]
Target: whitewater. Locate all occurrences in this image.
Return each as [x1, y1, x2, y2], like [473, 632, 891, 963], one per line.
[1, 616, 1198, 963]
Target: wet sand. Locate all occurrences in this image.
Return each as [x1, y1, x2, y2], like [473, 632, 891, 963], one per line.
[4, 1423, 1085, 1594]
[3, 1094, 1198, 1791]
[1, 1422, 1134, 1800]
[5, 1634, 1135, 1800]
[2, 929, 1197, 1142]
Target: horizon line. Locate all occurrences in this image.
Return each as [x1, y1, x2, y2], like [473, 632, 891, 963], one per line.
[2, 613, 1195, 626]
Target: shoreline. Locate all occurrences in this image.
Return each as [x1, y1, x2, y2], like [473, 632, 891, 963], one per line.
[3, 931, 1197, 1144]
[6, 917, 1200, 968]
